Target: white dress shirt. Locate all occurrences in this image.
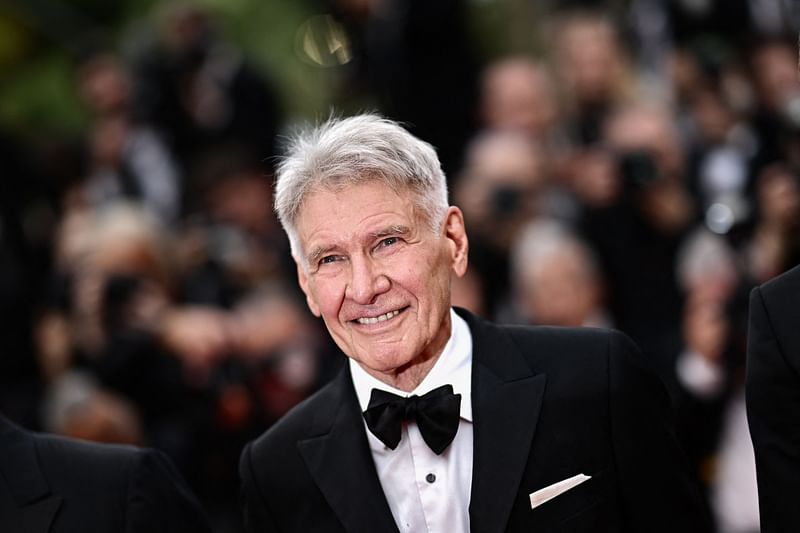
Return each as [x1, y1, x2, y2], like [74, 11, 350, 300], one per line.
[350, 308, 473, 533]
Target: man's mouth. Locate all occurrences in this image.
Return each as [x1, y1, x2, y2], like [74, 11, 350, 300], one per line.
[353, 307, 407, 325]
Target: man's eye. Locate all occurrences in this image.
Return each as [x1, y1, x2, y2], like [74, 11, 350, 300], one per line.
[320, 255, 338, 265]
[379, 237, 398, 248]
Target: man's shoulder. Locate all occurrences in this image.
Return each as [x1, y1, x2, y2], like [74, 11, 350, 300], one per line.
[4, 424, 155, 498]
[457, 309, 645, 395]
[505, 323, 639, 378]
[30, 430, 211, 531]
[33, 430, 145, 470]
[466, 311, 636, 369]
[752, 264, 800, 367]
[30, 431, 180, 497]
[759, 263, 800, 305]
[2, 418, 147, 489]
[496, 321, 624, 349]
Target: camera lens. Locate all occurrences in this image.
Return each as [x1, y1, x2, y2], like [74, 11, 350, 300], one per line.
[491, 185, 522, 217]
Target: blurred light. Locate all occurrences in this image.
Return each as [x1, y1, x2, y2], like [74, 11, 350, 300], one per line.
[705, 202, 735, 234]
[295, 14, 351, 67]
[784, 93, 800, 128]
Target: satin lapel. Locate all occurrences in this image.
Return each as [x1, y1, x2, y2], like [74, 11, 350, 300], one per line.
[0, 416, 62, 533]
[298, 370, 399, 533]
[460, 311, 546, 533]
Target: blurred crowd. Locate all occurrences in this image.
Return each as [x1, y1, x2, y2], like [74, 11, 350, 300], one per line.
[2, 0, 800, 532]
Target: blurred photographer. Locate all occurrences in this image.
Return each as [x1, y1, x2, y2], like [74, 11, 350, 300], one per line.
[575, 103, 696, 380]
[749, 38, 800, 175]
[455, 130, 551, 315]
[134, 1, 282, 174]
[745, 163, 800, 284]
[74, 50, 181, 224]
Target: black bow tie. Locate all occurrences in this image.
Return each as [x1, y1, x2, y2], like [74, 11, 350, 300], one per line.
[363, 384, 461, 455]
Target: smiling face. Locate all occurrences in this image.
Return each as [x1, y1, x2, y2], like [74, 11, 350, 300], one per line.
[294, 181, 468, 390]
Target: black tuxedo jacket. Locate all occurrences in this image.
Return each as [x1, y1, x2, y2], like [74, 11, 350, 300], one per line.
[0, 415, 211, 533]
[240, 309, 711, 532]
[746, 264, 800, 533]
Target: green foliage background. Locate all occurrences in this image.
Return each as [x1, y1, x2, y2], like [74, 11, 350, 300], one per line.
[0, 0, 328, 136]
[0, 0, 529, 139]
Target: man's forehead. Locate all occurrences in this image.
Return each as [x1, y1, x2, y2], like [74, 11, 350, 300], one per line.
[303, 179, 410, 200]
[295, 183, 421, 250]
[296, 182, 417, 224]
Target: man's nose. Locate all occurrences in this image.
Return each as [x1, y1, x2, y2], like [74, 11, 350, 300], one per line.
[346, 256, 390, 304]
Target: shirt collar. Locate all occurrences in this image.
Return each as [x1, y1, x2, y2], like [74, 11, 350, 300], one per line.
[350, 308, 473, 422]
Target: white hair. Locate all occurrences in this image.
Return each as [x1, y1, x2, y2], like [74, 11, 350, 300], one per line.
[274, 114, 449, 262]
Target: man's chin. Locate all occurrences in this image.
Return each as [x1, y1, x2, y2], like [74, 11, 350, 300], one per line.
[351, 347, 420, 378]
[353, 351, 410, 374]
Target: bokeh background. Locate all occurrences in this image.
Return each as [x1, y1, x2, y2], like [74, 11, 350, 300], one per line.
[2, 0, 799, 531]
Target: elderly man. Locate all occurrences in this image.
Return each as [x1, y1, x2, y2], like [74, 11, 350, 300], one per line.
[239, 114, 711, 533]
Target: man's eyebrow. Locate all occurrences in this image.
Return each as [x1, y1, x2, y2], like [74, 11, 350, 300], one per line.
[306, 245, 337, 266]
[370, 225, 410, 238]
[306, 225, 410, 265]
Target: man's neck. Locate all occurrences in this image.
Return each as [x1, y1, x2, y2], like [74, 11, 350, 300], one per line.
[360, 351, 443, 392]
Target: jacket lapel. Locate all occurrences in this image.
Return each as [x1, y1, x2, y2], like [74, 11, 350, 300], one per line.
[460, 311, 546, 533]
[0, 416, 62, 533]
[297, 369, 399, 533]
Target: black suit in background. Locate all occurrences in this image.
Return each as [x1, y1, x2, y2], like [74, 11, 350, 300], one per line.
[0, 415, 211, 533]
[746, 264, 800, 533]
[240, 308, 711, 533]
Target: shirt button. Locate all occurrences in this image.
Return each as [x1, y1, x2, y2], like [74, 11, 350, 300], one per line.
[426, 473, 436, 484]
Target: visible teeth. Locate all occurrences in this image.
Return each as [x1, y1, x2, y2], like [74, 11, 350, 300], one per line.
[357, 309, 400, 325]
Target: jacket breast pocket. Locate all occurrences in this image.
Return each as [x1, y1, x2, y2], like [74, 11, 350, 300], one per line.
[528, 468, 615, 531]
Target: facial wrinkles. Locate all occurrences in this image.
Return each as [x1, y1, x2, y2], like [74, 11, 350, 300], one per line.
[295, 182, 458, 389]
[351, 230, 439, 349]
[303, 201, 407, 305]
[339, 227, 423, 322]
[303, 194, 412, 265]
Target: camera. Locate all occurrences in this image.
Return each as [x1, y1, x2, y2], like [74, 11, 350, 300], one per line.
[617, 150, 660, 192]
[490, 184, 524, 218]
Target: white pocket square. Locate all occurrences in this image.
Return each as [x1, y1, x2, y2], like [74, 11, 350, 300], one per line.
[529, 473, 592, 509]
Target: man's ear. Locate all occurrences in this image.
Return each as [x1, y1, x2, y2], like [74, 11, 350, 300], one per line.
[443, 206, 469, 278]
[296, 261, 322, 317]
